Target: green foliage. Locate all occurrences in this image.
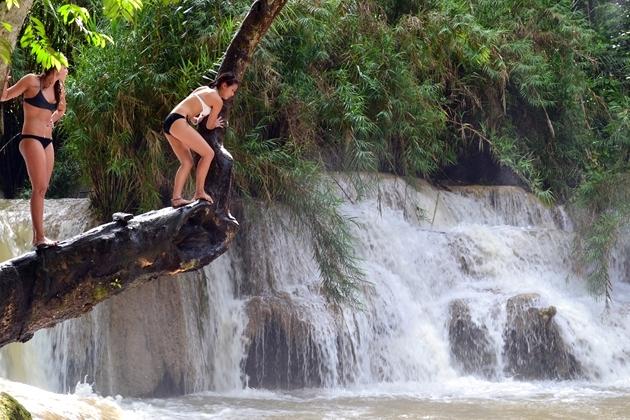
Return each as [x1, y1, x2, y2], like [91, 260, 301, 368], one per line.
[47, 139, 83, 197]
[20, 16, 69, 69]
[573, 171, 630, 305]
[64, 0, 235, 218]
[59, 0, 627, 302]
[103, 0, 144, 23]
[0, 35, 11, 65]
[64, 0, 364, 301]
[242, 0, 621, 202]
[4, 0, 20, 9]
[57, 4, 113, 47]
[228, 129, 363, 302]
[2, 0, 140, 68]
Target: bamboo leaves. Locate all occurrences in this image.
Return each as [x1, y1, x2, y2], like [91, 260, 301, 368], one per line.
[59, 0, 628, 303]
[58, 4, 113, 48]
[5, 0, 143, 70]
[103, 0, 143, 23]
[20, 16, 68, 69]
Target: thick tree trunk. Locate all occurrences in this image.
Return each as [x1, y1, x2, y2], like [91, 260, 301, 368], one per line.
[200, 0, 288, 217]
[1, 0, 35, 135]
[0, 0, 288, 348]
[0, 0, 34, 85]
[217, 0, 288, 81]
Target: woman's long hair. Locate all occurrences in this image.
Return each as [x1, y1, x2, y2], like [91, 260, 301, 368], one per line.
[39, 68, 63, 104]
[208, 72, 239, 89]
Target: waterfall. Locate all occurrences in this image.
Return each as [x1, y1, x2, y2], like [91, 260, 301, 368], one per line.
[0, 198, 248, 396]
[239, 176, 630, 387]
[1, 174, 629, 404]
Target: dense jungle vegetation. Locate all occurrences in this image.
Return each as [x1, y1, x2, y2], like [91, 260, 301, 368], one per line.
[1, 0, 628, 301]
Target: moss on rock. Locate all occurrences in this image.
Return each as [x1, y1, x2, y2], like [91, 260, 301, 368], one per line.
[0, 392, 31, 420]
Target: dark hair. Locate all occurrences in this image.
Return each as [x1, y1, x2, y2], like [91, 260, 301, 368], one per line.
[39, 68, 63, 104]
[208, 72, 239, 89]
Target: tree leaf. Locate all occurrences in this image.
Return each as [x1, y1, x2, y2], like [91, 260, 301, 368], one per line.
[1, 21, 13, 32]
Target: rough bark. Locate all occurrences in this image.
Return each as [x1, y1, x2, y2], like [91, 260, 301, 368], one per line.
[217, 0, 287, 81]
[0, 0, 34, 85]
[0, 0, 288, 348]
[200, 0, 288, 216]
[1, 0, 35, 135]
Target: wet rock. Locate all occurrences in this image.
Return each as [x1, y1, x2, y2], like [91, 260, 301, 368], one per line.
[448, 299, 497, 378]
[0, 392, 31, 420]
[244, 295, 326, 389]
[49, 271, 209, 398]
[502, 293, 582, 380]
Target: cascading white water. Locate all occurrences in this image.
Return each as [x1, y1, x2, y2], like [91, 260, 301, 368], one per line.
[1, 175, 630, 418]
[238, 175, 630, 387]
[336, 177, 629, 384]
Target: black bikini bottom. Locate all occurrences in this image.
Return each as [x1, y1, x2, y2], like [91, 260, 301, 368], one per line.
[20, 134, 53, 149]
[163, 113, 186, 135]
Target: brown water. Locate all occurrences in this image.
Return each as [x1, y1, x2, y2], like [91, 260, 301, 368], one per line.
[121, 383, 630, 419]
[4, 377, 630, 420]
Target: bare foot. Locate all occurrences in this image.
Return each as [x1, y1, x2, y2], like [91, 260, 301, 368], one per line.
[171, 197, 193, 208]
[33, 237, 59, 249]
[193, 192, 214, 204]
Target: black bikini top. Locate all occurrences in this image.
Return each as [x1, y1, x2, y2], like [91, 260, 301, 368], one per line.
[24, 82, 57, 112]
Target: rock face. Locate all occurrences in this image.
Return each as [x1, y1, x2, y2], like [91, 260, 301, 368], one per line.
[502, 293, 582, 380]
[448, 299, 497, 378]
[0, 392, 31, 420]
[87, 274, 197, 398]
[41, 269, 226, 399]
[244, 295, 325, 389]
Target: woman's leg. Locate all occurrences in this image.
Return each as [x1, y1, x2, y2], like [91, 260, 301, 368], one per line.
[168, 121, 215, 202]
[165, 131, 194, 203]
[19, 139, 55, 245]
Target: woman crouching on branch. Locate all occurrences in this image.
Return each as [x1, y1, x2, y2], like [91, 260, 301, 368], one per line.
[1, 66, 68, 249]
[163, 72, 239, 208]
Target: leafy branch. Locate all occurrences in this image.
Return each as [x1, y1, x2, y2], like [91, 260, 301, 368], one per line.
[2, 0, 143, 68]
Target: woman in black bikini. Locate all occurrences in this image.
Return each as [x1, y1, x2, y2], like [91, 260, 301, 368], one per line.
[1, 67, 68, 248]
[163, 72, 238, 208]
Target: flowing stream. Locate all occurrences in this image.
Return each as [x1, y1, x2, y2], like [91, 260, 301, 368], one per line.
[0, 175, 629, 419]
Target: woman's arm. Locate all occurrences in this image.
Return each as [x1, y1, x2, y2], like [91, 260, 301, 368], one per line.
[204, 91, 224, 130]
[1, 73, 35, 102]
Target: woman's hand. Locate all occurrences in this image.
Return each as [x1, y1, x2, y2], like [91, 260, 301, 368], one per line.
[213, 116, 225, 129]
[47, 111, 59, 128]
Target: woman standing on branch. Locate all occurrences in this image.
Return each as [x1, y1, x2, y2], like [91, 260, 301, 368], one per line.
[163, 72, 239, 208]
[1, 66, 68, 249]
